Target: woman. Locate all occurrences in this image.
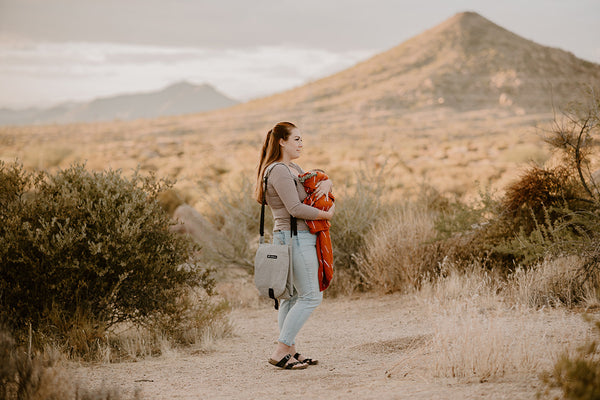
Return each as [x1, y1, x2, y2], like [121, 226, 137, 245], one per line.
[255, 121, 334, 370]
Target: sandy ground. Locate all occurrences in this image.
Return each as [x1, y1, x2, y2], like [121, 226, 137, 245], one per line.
[68, 293, 550, 399]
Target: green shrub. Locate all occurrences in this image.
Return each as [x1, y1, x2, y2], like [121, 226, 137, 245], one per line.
[0, 161, 213, 354]
[418, 185, 506, 273]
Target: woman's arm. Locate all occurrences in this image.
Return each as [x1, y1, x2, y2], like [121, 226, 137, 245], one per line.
[316, 203, 335, 220]
[270, 164, 321, 220]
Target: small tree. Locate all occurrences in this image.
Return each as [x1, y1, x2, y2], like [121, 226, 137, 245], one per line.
[542, 87, 600, 279]
[545, 87, 600, 204]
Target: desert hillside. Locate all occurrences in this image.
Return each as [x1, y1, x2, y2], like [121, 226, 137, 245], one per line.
[1, 11, 599, 201]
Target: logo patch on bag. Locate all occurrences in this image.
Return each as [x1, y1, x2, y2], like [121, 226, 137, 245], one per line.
[267, 254, 278, 259]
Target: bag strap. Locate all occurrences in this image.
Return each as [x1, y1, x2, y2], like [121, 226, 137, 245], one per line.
[268, 289, 279, 310]
[260, 163, 298, 243]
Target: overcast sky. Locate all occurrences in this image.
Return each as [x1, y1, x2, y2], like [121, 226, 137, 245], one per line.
[1, 0, 599, 108]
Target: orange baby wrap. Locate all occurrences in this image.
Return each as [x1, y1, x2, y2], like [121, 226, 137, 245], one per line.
[298, 170, 334, 291]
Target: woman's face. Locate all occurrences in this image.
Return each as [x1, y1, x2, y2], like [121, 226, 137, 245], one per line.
[280, 128, 303, 160]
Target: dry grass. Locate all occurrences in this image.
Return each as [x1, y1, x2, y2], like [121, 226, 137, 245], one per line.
[19, 144, 73, 170]
[29, 288, 233, 364]
[103, 289, 233, 362]
[507, 256, 600, 309]
[399, 263, 595, 382]
[427, 304, 588, 382]
[356, 204, 441, 292]
[0, 328, 142, 400]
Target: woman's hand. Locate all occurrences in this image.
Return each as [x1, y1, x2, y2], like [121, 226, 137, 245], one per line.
[314, 179, 333, 200]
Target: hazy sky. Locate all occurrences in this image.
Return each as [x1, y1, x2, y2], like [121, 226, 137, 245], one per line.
[1, 0, 599, 108]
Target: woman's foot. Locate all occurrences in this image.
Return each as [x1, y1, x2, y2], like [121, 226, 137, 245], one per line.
[268, 354, 308, 370]
[293, 352, 318, 365]
[269, 343, 308, 370]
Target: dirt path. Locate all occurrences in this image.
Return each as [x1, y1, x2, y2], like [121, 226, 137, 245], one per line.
[70, 294, 544, 399]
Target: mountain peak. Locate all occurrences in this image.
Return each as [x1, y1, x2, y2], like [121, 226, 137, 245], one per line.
[424, 11, 518, 50]
[162, 81, 209, 94]
[450, 11, 490, 23]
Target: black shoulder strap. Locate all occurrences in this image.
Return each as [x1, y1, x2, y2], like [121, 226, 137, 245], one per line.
[260, 163, 297, 239]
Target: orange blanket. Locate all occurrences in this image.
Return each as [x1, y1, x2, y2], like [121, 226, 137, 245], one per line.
[298, 170, 334, 291]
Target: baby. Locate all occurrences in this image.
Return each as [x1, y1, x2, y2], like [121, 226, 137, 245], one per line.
[298, 170, 335, 291]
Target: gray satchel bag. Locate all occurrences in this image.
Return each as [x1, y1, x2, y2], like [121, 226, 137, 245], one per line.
[254, 163, 296, 310]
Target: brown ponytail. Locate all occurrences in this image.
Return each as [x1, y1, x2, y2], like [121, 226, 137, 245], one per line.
[254, 122, 297, 203]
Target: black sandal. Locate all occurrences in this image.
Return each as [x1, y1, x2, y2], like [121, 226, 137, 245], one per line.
[268, 354, 308, 370]
[294, 352, 318, 365]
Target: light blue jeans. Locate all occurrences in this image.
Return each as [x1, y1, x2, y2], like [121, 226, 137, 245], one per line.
[273, 230, 322, 346]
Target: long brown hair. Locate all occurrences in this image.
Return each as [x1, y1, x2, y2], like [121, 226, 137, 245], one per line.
[254, 121, 297, 203]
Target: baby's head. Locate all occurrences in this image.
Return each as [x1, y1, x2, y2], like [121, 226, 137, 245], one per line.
[298, 169, 328, 184]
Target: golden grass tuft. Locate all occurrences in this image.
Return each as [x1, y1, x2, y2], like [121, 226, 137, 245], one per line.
[356, 204, 441, 292]
[507, 256, 600, 309]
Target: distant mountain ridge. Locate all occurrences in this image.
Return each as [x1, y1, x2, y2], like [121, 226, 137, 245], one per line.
[0, 81, 238, 126]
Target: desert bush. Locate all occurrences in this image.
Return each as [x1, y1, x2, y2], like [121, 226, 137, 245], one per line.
[0, 161, 215, 356]
[426, 88, 600, 276]
[487, 165, 595, 267]
[426, 103, 599, 275]
[490, 89, 600, 273]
